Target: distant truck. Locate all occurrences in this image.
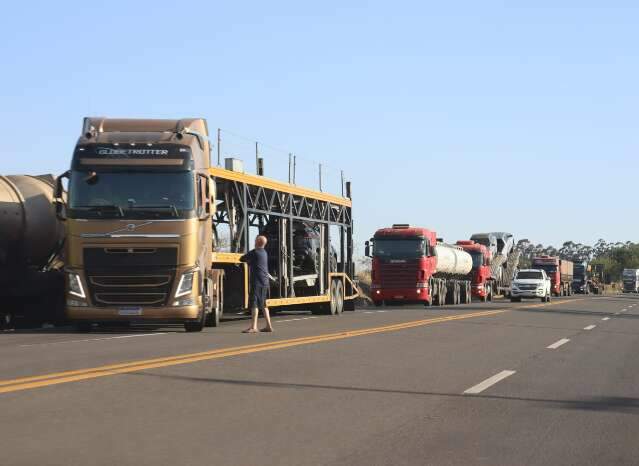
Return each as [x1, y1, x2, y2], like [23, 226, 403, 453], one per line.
[456, 240, 494, 301]
[622, 268, 639, 293]
[572, 261, 590, 294]
[366, 224, 474, 307]
[470, 231, 519, 296]
[531, 256, 573, 296]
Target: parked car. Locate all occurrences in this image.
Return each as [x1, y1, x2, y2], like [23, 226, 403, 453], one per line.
[510, 269, 551, 302]
[263, 221, 337, 277]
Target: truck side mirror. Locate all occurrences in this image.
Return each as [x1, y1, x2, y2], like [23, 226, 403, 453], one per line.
[364, 241, 371, 258]
[54, 171, 70, 221]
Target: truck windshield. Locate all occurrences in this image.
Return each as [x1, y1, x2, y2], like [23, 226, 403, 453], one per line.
[535, 264, 557, 275]
[470, 251, 483, 268]
[517, 271, 543, 280]
[373, 238, 424, 260]
[68, 171, 195, 219]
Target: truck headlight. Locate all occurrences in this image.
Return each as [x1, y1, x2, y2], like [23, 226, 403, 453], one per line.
[67, 272, 85, 298]
[175, 271, 195, 297]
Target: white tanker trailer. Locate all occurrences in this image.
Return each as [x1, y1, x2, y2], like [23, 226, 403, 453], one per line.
[0, 174, 65, 328]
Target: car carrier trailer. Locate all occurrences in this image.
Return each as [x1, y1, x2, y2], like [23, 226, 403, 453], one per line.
[57, 117, 357, 332]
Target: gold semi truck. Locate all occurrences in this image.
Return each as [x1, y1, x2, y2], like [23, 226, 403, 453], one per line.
[55, 118, 356, 332]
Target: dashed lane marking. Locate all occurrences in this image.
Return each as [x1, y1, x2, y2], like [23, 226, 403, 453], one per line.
[463, 370, 516, 395]
[547, 338, 570, 349]
[584, 325, 596, 330]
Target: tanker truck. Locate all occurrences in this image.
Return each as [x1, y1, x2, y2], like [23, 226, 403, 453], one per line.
[0, 174, 65, 328]
[365, 224, 473, 307]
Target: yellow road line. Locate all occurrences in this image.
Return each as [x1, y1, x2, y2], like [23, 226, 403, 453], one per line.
[0, 309, 507, 395]
[518, 298, 584, 309]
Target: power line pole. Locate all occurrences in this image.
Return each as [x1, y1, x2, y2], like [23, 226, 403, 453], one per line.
[217, 128, 221, 166]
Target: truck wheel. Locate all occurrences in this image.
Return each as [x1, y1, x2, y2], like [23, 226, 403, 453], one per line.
[329, 281, 338, 315]
[487, 285, 493, 302]
[335, 281, 344, 315]
[546, 294, 551, 302]
[374, 300, 383, 307]
[510, 297, 521, 303]
[184, 306, 206, 332]
[204, 278, 221, 327]
[205, 294, 221, 327]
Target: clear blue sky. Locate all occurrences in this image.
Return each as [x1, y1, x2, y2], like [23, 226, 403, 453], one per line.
[2, 1, 638, 251]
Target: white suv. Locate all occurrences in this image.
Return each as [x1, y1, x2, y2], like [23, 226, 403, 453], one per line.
[510, 269, 551, 303]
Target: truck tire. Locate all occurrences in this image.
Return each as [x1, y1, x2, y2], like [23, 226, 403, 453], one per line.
[510, 297, 521, 303]
[335, 281, 344, 315]
[184, 306, 206, 332]
[487, 285, 493, 302]
[374, 300, 383, 307]
[204, 278, 221, 327]
[546, 293, 551, 302]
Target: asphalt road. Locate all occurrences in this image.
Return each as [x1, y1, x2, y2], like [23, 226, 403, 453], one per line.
[2, 294, 639, 466]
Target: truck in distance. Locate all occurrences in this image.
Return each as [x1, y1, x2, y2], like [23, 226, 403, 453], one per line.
[531, 255, 573, 296]
[622, 268, 639, 293]
[456, 240, 494, 301]
[366, 224, 473, 307]
[469, 231, 520, 297]
[510, 269, 551, 302]
[572, 261, 591, 294]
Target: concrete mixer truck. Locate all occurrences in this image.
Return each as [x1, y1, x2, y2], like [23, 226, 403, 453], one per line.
[365, 224, 473, 307]
[0, 175, 65, 327]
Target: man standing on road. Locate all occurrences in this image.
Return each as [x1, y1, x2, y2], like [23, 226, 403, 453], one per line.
[241, 235, 274, 333]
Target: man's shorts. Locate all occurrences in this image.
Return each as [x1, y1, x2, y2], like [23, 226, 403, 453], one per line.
[249, 285, 269, 310]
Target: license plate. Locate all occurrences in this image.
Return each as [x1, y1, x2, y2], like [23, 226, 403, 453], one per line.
[394, 295, 405, 299]
[118, 307, 143, 316]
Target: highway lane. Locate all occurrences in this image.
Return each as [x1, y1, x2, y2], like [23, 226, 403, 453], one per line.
[2, 295, 639, 465]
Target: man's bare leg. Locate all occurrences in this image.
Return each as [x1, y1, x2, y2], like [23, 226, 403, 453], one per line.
[260, 307, 273, 332]
[242, 307, 259, 333]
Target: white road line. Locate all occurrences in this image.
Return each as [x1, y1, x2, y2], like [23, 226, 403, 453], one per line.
[547, 338, 570, 349]
[19, 333, 167, 347]
[277, 317, 319, 323]
[621, 309, 627, 312]
[602, 317, 610, 321]
[584, 325, 596, 330]
[463, 370, 516, 395]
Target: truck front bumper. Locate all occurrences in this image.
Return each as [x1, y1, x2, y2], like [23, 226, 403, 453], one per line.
[371, 287, 431, 304]
[66, 304, 201, 322]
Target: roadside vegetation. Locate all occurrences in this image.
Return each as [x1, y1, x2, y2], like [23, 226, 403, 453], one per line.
[516, 239, 639, 282]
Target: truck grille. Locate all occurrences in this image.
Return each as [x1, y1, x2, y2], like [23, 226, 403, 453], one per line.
[378, 262, 418, 288]
[86, 271, 175, 307]
[83, 247, 178, 307]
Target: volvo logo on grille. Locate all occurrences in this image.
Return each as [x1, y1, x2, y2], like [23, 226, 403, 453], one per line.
[126, 224, 137, 231]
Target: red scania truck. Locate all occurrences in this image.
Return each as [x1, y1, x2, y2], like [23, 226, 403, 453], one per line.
[531, 255, 573, 296]
[456, 240, 494, 301]
[365, 224, 476, 307]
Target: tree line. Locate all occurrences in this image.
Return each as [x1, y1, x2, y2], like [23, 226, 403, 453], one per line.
[515, 239, 639, 282]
